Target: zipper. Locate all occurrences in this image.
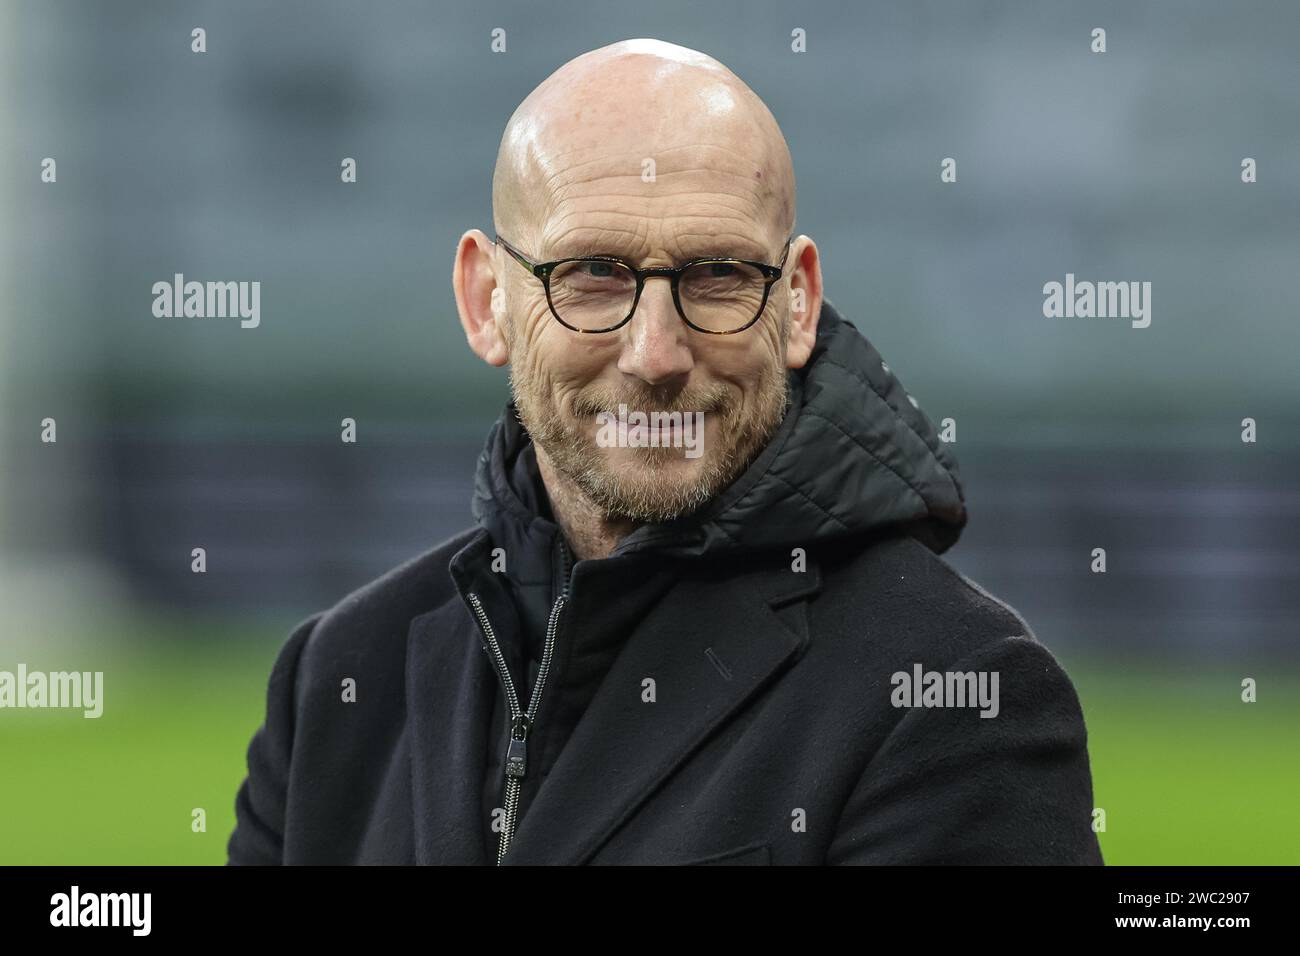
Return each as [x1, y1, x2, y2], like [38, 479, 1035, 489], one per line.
[467, 536, 574, 865]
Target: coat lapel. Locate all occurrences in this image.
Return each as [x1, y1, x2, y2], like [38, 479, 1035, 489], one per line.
[406, 595, 494, 865]
[502, 561, 817, 865]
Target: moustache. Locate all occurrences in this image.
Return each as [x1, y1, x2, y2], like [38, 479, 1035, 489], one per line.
[569, 386, 732, 419]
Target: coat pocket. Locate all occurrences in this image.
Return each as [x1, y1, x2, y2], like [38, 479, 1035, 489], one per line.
[676, 841, 771, 865]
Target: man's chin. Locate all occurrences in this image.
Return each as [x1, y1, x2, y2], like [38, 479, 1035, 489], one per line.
[577, 450, 721, 523]
[599, 443, 706, 471]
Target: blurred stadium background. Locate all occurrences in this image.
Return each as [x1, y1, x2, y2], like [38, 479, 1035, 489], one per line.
[1, 0, 1297, 864]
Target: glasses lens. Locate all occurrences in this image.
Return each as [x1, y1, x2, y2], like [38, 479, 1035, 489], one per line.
[548, 259, 638, 331]
[679, 260, 768, 332]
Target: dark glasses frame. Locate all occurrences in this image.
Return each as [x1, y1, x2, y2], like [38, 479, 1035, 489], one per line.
[493, 232, 794, 334]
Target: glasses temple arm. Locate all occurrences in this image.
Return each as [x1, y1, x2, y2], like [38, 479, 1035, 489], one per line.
[495, 235, 537, 274]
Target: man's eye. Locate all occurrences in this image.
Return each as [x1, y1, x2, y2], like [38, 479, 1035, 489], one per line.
[586, 261, 615, 278]
[709, 263, 737, 278]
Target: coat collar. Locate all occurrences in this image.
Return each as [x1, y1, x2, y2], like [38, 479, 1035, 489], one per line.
[405, 532, 819, 865]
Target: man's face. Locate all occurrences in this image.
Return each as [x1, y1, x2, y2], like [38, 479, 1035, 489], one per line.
[500, 147, 793, 523]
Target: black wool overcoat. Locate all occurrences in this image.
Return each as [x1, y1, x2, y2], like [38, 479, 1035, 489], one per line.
[227, 300, 1104, 866]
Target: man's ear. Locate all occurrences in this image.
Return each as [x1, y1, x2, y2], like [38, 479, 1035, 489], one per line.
[784, 236, 823, 370]
[452, 229, 509, 367]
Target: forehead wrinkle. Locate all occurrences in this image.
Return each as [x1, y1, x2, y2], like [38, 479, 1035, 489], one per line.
[534, 141, 781, 256]
[546, 198, 762, 237]
[540, 159, 771, 239]
[548, 161, 773, 202]
[545, 180, 765, 223]
[668, 229, 775, 262]
[543, 221, 774, 263]
[540, 219, 649, 260]
[544, 192, 771, 248]
[542, 142, 774, 191]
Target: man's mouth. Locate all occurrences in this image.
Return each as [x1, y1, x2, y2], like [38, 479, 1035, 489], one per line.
[586, 403, 714, 458]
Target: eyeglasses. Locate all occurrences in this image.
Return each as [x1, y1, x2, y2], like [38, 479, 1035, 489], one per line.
[493, 233, 794, 334]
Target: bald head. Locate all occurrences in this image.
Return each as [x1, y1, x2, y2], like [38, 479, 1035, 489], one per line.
[491, 38, 795, 258]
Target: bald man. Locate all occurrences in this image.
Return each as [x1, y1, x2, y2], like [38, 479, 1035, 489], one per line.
[228, 39, 1103, 866]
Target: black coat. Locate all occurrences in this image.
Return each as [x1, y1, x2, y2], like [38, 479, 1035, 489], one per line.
[227, 300, 1104, 865]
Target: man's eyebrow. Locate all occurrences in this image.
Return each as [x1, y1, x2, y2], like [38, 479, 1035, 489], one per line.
[546, 238, 776, 263]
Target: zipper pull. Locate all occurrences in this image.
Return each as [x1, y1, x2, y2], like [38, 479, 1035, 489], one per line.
[506, 714, 531, 778]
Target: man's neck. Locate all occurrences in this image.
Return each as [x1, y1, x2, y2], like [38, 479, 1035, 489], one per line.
[534, 446, 639, 560]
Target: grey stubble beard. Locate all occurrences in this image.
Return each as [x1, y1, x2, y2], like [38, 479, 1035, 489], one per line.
[509, 352, 790, 524]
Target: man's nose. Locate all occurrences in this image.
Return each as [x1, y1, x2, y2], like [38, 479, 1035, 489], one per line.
[616, 277, 695, 385]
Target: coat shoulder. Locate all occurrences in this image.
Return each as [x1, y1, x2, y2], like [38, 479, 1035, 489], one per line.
[291, 525, 481, 674]
[818, 531, 1048, 668]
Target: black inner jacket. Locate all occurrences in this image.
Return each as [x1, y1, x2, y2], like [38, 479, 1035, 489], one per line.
[456, 298, 967, 846]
